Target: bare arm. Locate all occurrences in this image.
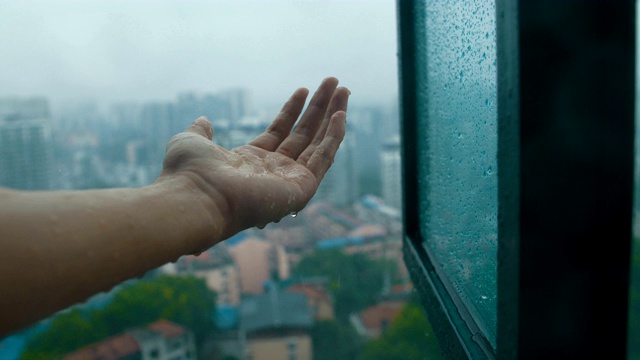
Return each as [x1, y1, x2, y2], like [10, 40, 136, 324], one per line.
[0, 77, 349, 337]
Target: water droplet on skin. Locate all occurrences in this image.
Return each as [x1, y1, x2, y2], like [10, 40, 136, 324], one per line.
[291, 212, 298, 218]
[257, 224, 266, 229]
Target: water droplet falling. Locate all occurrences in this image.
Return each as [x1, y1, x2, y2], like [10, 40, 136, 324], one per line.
[291, 212, 298, 218]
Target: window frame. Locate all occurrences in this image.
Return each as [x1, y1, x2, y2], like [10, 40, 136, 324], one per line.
[398, 1, 635, 358]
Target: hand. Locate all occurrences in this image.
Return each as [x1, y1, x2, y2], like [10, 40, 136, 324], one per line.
[158, 77, 349, 240]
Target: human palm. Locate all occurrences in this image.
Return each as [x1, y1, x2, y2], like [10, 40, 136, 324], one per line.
[160, 78, 349, 238]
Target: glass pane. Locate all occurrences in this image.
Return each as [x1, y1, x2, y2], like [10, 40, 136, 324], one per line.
[418, 0, 498, 346]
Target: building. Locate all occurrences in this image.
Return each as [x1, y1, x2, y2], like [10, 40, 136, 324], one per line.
[228, 237, 274, 295]
[380, 135, 401, 210]
[240, 287, 314, 360]
[0, 97, 53, 190]
[219, 88, 252, 125]
[315, 123, 359, 208]
[285, 277, 335, 320]
[64, 320, 197, 360]
[349, 301, 405, 340]
[192, 262, 242, 306]
[171, 244, 243, 305]
[353, 195, 402, 235]
[304, 201, 364, 241]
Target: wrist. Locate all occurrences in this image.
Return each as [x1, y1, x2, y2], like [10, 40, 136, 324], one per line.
[150, 174, 228, 254]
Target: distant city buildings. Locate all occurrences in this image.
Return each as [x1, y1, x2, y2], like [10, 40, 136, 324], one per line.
[2, 90, 414, 360]
[0, 97, 53, 190]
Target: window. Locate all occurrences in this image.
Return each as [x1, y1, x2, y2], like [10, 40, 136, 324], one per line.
[7, 0, 635, 359]
[400, 1, 634, 358]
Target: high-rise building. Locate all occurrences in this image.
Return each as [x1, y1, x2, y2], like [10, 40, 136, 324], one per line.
[380, 135, 401, 210]
[0, 97, 53, 190]
[219, 88, 251, 126]
[315, 123, 359, 208]
[350, 107, 385, 195]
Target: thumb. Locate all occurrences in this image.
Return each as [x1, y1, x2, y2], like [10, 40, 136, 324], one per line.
[186, 116, 214, 140]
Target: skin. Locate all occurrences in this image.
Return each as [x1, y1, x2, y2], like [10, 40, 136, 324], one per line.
[0, 77, 349, 337]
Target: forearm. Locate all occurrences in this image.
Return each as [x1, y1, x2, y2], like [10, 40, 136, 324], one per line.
[0, 175, 222, 336]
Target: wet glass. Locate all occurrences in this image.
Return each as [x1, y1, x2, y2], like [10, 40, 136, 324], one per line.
[417, 0, 499, 346]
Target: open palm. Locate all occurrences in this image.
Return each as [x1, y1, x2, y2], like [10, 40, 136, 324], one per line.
[160, 77, 349, 238]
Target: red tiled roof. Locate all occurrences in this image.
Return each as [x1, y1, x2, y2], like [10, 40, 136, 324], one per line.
[63, 333, 139, 360]
[391, 283, 414, 294]
[148, 319, 186, 338]
[287, 284, 332, 303]
[64, 320, 187, 359]
[358, 301, 405, 331]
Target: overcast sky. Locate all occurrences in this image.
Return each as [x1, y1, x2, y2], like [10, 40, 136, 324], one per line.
[0, 0, 398, 108]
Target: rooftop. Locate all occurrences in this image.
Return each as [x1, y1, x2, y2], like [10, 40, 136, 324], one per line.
[240, 289, 313, 333]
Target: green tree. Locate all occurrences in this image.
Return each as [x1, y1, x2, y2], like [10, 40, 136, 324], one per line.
[97, 275, 216, 343]
[358, 303, 443, 360]
[311, 319, 363, 360]
[21, 308, 108, 360]
[21, 275, 216, 359]
[294, 249, 393, 321]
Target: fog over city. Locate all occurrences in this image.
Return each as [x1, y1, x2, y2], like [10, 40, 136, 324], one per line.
[0, 0, 398, 108]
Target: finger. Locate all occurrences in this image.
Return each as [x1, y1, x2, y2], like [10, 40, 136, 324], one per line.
[305, 111, 346, 183]
[248, 88, 309, 151]
[297, 87, 350, 166]
[276, 77, 339, 159]
[185, 116, 214, 140]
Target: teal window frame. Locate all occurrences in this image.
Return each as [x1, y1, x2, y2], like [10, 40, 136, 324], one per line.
[398, 1, 635, 358]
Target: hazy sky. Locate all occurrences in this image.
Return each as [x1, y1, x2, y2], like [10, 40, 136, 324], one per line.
[0, 0, 398, 108]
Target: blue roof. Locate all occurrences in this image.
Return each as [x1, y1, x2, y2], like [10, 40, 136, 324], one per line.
[225, 232, 249, 247]
[316, 236, 365, 249]
[0, 334, 26, 360]
[215, 305, 239, 330]
[240, 291, 312, 332]
[360, 196, 382, 210]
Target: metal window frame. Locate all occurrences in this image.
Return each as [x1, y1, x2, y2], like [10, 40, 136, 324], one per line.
[398, 1, 635, 358]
